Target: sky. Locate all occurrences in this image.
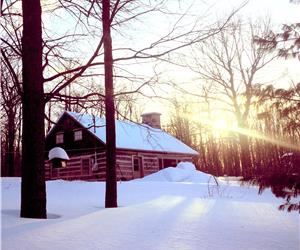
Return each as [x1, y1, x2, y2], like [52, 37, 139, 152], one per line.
[216, 0, 299, 24]
[40, 0, 300, 124]
[137, 0, 300, 116]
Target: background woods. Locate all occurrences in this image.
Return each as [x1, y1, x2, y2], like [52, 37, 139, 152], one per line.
[166, 82, 300, 177]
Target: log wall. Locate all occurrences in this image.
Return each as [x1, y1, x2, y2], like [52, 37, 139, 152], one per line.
[45, 149, 194, 181]
[45, 151, 106, 181]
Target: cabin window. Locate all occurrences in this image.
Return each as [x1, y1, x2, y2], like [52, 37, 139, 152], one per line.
[133, 158, 140, 171]
[163, 158, 177, 168]
[159, 158, 163, 170]
[133, 156, 143, 178]
[74, 129, 83, 141]
[56, 133, 64, 144]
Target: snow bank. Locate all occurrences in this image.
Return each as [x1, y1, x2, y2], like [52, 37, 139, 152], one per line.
[176, 161, 196, 171]
[2, 178, 299, 250]
[163, 167, 193, 182]
[139, 161, 218, 184]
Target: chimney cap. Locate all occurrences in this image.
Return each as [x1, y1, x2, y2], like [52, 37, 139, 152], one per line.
[141, 112, 161, 117]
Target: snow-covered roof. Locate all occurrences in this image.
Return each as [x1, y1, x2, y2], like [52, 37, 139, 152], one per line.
[65, 111, 198, 155]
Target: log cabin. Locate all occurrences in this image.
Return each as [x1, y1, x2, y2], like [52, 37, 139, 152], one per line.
[45, 111, 199, 181]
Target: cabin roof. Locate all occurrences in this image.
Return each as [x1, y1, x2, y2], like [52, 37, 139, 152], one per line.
[59, 111, 198, 155]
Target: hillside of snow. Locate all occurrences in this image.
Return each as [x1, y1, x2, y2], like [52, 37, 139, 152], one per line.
[1, 170, 299, 249]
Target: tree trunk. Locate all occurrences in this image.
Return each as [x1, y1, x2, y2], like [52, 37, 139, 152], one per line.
[239, 133, 252, 178]
[20, 0, 47, 218]
[7, 110, 16, 176]
[102, 0, 117, 208]
[235, 115, 252, 178]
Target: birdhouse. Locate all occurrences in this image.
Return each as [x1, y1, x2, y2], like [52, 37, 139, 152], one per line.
[48, 147, 69, 168]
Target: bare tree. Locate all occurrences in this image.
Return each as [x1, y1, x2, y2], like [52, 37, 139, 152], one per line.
[102, 0, 117, 208]
[1, 0, 23, 177]
[189, 19, 276, 177]
[0, 60, 21, 176]
[166, 98, 196, 148]
[20, 0, 46, 218]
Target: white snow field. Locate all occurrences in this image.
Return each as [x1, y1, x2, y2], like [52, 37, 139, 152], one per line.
[1, 167, 299, 250]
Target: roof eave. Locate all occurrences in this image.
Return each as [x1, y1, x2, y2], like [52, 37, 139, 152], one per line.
[117, 147, 199, 156]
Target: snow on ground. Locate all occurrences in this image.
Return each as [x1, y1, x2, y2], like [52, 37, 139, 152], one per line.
[1, 169, 299, 250]
[137, 162, 220, 185]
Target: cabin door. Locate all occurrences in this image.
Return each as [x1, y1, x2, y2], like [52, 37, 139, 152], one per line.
[133, 156, 143, 178]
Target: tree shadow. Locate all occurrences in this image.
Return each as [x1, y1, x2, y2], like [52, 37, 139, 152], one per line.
[2, 209, 61, 219]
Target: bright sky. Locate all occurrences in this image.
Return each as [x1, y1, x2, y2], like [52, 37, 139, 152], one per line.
[139, 0, 300, 116]
[41, 0, 299, 125]
[216, 0, 299, 24]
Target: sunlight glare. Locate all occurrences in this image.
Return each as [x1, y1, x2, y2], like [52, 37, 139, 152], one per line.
[200, 116, 300, 151]
[212, 119, 228, 131]
[232, 126, 300, 151]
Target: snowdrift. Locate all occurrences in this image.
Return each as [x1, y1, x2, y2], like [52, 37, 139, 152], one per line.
[139, 161, 219, 184]
[2, 176, 299, 250]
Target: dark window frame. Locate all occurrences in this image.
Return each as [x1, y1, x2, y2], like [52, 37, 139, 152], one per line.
[74, 129, 83, 141]
[56, 132, 64, 144]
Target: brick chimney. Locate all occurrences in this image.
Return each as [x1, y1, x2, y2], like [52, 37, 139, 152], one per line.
[141, 112, 161, 129]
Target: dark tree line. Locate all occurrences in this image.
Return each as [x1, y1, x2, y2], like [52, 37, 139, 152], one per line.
[167, 82, 300, 178]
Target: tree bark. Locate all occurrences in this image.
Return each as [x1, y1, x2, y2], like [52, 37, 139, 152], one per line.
[237, 118, 252, 178]
[102, 0, 117, 208]
[7, 110, 16, 176]
[239, 134, 252, 177]
[20, 0, 47, 218]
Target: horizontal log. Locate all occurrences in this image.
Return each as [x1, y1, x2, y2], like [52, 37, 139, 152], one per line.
[117, 156, 133, 161]
[117, 159, 132, 163]
[118, 163, 132, 167]
[118, 166, 133, 170]
[58, 171, 82, 177]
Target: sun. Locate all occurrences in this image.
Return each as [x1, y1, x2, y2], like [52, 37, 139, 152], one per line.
[212, 119, 229, 131]
[209, 118, 233, 138]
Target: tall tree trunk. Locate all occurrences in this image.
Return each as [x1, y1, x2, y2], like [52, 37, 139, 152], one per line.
[102, 0, 117, 208]
[7, 110, 16, 176]
[235, 115, 252, 178]
[238, 133, 252, 178]
[21, 0, 46, 218]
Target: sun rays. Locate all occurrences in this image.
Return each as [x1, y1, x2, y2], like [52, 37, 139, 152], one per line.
[199, 116, 300, 151]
